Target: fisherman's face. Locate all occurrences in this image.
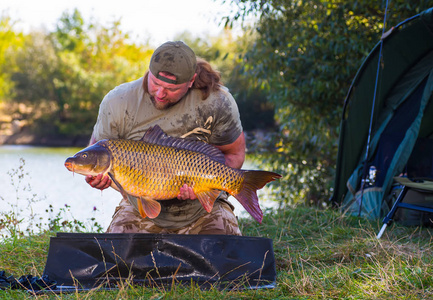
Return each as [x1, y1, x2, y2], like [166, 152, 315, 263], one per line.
[148, 71, 195, 110]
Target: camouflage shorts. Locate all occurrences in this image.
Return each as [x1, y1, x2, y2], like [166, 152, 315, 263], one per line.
[106, 199, 242, 236]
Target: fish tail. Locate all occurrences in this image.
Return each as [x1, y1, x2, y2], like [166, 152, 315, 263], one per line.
[233, 171, 281, 223]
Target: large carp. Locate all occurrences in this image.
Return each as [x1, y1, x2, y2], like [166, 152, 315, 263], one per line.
[64, 125, 281, 223]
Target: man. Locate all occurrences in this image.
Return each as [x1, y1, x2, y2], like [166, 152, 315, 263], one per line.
[85, 41, 245, 235]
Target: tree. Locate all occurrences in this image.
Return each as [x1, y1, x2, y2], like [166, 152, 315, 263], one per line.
[223, 0, 432, 205]
[0, 14, 23, 100]
[7, 9, 153, 140]
[48, 9, 152, 137]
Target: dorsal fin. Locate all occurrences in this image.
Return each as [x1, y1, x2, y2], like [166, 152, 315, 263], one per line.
[141, 125, 225, 164]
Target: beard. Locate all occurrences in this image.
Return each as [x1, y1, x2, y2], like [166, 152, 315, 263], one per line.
[149, 96, 179, 110]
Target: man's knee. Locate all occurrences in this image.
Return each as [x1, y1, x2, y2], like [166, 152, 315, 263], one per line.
[196, 201, 241, 235]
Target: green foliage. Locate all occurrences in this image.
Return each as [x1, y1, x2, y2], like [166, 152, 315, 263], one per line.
[1, 7, 274, 140]
[44, 204, 103, 233]
[4, 9, 153, 138]
[0, 14, 24, 100]
[225, 0, 433, 205]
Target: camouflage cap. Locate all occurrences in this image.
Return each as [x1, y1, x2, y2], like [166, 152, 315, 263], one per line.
[149, 41, 197, 84]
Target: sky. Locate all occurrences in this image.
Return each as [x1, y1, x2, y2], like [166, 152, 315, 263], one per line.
[1, 0, 238, 47]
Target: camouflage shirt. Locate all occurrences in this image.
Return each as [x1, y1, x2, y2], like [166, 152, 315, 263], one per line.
[92, 77, 243, 229]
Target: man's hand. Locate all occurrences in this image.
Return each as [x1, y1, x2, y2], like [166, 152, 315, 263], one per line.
[85, 174, 111, 191]
[177, 184, 197, 200]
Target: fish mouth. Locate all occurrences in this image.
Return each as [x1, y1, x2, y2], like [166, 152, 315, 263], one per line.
[64, 158, 74, 172]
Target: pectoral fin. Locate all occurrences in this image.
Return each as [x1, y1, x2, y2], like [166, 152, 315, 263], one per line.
[139, 197, 161, 219]
[108, 173, 128, 199]
[196, 190, 221, 213]
[107, 173, 158, 219]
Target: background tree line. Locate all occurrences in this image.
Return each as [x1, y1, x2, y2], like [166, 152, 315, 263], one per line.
[0, 9, 274, 141]
[0, 1, 431, 206]
[223, 0, 431, 206]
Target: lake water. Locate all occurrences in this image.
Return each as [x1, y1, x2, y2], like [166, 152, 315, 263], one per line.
[0, 145, 277, 234]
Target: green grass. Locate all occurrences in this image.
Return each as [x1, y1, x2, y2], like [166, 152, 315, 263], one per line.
[1, 206, 433, 299]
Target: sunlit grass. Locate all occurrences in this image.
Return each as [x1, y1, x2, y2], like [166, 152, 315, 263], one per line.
[240, 206, 433, 299]
[1, 205, 433, 299]
[1, 159, 433, 298]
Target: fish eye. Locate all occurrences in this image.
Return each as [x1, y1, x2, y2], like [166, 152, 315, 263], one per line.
[82, 153, 88, 159]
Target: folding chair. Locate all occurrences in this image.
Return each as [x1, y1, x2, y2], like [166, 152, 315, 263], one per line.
[377, 138, 433, 239]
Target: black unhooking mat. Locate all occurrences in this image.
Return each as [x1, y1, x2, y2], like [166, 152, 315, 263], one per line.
[41, 232, 276, 293]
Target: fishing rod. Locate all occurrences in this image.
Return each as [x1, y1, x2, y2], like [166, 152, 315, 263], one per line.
[358, 0, 390, 216]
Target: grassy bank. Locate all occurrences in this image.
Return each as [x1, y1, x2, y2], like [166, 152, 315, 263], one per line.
[1, 206, 433, 299]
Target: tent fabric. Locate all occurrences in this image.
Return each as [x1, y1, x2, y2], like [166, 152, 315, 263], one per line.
[343, 71, 433, 218]
[332, 7, 433, 218]
[42, 233, 276, 292]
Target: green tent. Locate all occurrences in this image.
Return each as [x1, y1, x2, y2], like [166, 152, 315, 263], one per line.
[331, 8, 433, 218]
